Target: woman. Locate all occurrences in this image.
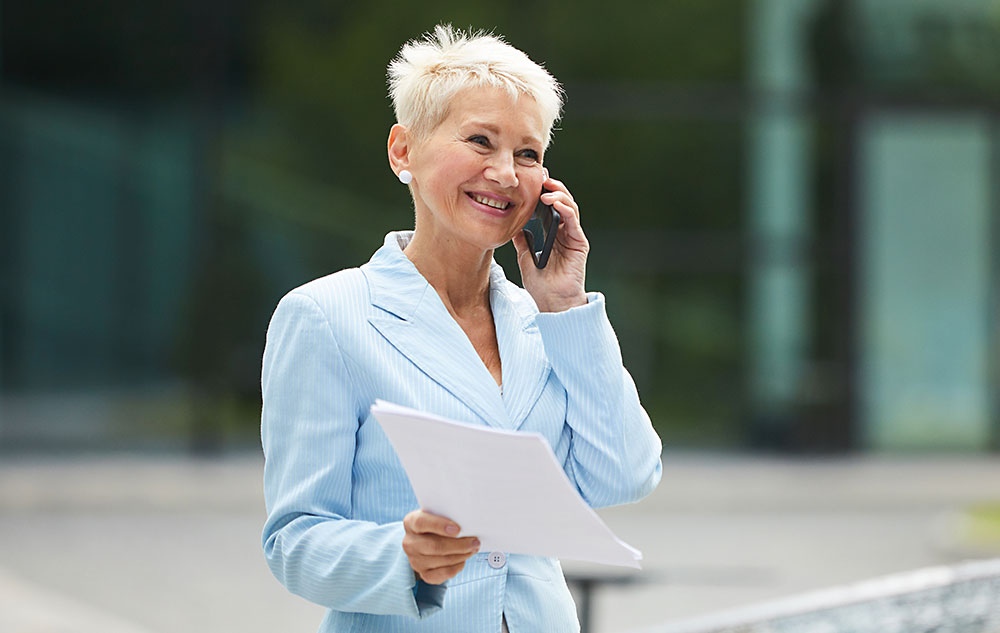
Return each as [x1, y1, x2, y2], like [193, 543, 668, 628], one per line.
[261, 25, 662, 633]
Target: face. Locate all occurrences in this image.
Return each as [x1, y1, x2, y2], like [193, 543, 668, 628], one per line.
[404, 86, 548, 252]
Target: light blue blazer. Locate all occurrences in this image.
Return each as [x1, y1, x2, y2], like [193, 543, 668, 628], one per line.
[261, 231, 662, 633]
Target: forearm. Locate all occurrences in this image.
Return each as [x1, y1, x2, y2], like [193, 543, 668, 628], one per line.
[535, 292, 663, 508]
[263, 512, 445, 618]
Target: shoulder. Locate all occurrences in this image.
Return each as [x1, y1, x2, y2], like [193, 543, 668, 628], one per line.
[272, 268, 371, 332]
[288, 267, 369, 308]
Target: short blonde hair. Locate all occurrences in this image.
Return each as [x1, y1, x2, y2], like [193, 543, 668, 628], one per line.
[387, 24, 564, 147]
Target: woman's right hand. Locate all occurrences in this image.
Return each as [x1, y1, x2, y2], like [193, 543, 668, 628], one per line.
[402, 509, 481, 585]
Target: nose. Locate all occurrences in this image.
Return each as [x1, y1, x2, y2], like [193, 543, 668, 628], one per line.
[484, 153, 518, 189]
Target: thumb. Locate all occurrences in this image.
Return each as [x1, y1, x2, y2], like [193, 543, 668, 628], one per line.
[511, 229, 530, 260]
[511, 230, 536, 274]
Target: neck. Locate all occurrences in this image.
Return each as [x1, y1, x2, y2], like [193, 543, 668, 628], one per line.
[403, 229, 494, 317]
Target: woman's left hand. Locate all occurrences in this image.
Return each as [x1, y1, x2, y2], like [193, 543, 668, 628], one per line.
[511, 175, 590, 313]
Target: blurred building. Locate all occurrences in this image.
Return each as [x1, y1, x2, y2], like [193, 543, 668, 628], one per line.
[747, 0, 998, 451]
[0, 0, 997, 452]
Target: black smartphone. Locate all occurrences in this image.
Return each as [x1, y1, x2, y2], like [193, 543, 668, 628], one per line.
[521, 187, 561, 269]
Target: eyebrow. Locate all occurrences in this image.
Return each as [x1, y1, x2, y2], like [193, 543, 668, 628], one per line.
[464, 121, 543, 148]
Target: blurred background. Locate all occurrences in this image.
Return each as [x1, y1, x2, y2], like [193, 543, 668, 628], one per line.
[2, 0, 999, 453]
[1, 0, 999, 632]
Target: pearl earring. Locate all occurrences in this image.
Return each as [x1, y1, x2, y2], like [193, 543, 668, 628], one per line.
[398, 170, 413, 184]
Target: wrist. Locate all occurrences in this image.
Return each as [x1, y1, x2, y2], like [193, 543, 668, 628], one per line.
[537, 294, 588, 313]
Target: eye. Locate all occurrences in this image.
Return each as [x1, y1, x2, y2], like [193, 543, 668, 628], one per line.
[517, 149, 540, 163]
[468, 135, 490, 147]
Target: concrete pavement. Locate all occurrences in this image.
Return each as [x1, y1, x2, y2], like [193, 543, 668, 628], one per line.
[1, 453, 998, 633]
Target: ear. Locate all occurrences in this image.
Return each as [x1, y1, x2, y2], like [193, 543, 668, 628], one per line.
[387, 124, 412, 177]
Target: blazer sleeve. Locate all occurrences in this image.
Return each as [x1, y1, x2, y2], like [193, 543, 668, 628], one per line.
[534, 292, 663, 509]
[260, 291, 444, 618]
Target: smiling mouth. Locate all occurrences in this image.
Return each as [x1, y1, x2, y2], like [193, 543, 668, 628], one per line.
[467, 192, 512, 211]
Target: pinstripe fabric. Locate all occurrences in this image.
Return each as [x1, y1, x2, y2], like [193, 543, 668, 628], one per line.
[261, 231, 662, 632]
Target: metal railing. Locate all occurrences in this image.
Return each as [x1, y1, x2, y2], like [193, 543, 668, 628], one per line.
[629, 558, 1000, 633]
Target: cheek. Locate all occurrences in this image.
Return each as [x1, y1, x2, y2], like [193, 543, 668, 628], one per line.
[521, 171, 545, 201]
[426, 154, 477, 199]
[515, 186, 542, 223]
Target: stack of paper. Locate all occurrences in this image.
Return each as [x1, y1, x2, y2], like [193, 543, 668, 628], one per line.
[372, 401, 642, 568]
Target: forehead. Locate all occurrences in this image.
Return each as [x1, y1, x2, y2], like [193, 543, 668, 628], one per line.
[442, 86, 546, 145]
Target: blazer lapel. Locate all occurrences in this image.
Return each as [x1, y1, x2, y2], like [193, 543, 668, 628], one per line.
[490, 267, 551, 431]
[363, 233, 508, 430]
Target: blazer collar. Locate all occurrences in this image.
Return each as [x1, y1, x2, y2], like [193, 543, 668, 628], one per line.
[363, 231, 428, 322]
[362, 231, 549, 430]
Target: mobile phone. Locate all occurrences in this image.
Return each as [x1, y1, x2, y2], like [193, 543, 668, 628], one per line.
[521, 187, 561, 269]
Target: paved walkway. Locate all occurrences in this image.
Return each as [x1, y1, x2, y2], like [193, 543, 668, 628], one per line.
[1, 454, 998, 633]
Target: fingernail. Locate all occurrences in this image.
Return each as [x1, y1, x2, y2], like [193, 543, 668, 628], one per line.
[471, 539, 481, 550]
[446, 524, 459, 535]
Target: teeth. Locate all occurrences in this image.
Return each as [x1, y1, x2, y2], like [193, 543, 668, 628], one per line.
[473, 194, 509, 210]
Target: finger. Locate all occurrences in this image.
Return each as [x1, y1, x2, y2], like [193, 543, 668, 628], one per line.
[419, 560, 469, 585]
[551, 198, 575, 217]
[404, 532, 480, 557]
[420, 550, 477, 572]
[541, 190, 579, 219]
[552, 200, 582, 233]
[545, 194, 578, 217]
[542, 177, 574, 201]
[409, 549, 479, 575]
[405, 510, 461, 537]
[551, 201, 588, 249]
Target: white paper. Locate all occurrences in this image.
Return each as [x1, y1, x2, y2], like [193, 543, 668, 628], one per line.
[371, 400, 642, 569]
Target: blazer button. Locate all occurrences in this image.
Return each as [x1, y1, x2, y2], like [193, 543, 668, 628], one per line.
[487, 551, 507, 569]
